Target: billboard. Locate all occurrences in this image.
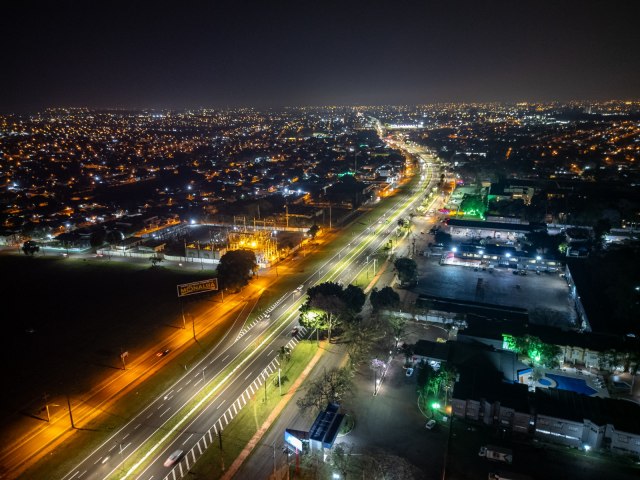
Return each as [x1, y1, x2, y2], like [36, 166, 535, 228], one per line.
[177, 278, 218, 298]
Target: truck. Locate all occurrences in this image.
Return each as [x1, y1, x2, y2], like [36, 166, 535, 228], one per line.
[483, 445, 513, 464]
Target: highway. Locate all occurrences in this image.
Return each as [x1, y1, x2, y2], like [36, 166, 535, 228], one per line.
[62, 140, 439, 480]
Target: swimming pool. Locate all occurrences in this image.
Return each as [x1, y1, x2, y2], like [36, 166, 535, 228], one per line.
[545, 373, 597, 396]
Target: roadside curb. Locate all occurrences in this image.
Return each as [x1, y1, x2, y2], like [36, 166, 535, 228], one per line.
[222, 343, 326, 480]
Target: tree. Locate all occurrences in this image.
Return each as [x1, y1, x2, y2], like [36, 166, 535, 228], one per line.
[593, 218, 612, 250]
[22, 240, 40, 256]
[89, 229, 106, 248]
[394, 257, 417, 286]
[216, 249, 257, 291]
[342, 318, 379, 368]
[296, 367, 353, 416]
[434, 230, 453, 247]
[460, 194, 486, 218]
[370, 286, 400, 311]
[342, 284, 366, 314]
[307, 224, 320, 239]
[331, 443, 354, 479]
[387, 316, 407, 351]
[278, 345, 291, 363]
[300, 282, 365, 343]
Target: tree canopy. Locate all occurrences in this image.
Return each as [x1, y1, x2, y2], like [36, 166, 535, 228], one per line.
[394, 257, 417, 286]
[370, 286, 400, 311]
[216, 249, 257, 291]
[299, 282, 365, 343]
[307, 224, 320, 239]
[460, 194, 487, 218]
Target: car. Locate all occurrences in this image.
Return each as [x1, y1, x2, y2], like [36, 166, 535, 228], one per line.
[425, 419, 436, 430]
[295, 284, 304, 293]
[291, 327, 299, 336]
[478, 446, 487, 457]
[163, 449, 183, 467]
[406, 367, 414, 377]
[156, 348, 171, 357]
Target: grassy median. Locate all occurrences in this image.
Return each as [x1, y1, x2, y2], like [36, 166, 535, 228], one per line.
[186, 341, 318, 478]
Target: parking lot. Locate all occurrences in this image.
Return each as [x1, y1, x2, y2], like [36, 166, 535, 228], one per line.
[414, 255, 575, 326]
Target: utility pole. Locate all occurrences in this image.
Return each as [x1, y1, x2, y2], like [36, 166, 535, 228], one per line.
[66, 394, 74, 429]
[43, 393, 51, 422]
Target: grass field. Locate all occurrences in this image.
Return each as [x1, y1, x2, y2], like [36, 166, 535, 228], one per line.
[0, 255, 215, 430]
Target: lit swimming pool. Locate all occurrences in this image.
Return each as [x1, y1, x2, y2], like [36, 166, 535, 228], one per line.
[545, 373, 597, 396]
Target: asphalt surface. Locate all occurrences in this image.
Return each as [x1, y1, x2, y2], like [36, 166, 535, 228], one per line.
[60, 150, 438, 480]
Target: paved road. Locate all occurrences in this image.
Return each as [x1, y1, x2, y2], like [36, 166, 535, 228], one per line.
[59, 151, 437, 480]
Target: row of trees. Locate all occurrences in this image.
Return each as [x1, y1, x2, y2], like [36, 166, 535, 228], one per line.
[296, 282, 404, 417]
[503, 334, 562, 369]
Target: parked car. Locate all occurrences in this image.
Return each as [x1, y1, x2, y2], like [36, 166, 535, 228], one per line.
[425, 419, 436, 430]
[406, 367, 414, 377]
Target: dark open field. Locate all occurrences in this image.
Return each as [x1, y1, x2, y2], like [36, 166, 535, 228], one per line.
[0, 254, 213, 422]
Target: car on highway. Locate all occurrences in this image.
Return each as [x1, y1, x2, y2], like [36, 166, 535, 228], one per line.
[156, 348, 171, 357]
[163, 449, 183, 467]
[425, 419, 436, 430]
[295, 284, 304, 293]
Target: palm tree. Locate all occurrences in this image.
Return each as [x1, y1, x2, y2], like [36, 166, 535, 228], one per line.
[278, 345, 291, 363]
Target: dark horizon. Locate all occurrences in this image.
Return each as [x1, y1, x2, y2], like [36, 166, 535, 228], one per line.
[1, 0, 639, 113]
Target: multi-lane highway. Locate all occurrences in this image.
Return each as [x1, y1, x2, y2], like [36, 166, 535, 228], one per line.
[62, 141, 439, 480]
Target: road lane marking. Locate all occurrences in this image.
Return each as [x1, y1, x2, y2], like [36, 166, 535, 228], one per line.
[244, 371, 254, 380]
[222, 354, 229, 362]
[122, 433, 129, 440]
[69, 471, 79, 479]
[217, 400, 225, 410]
[183, 433, 193, 445]
[147, 412, 153, 419]
[108, 444, 116, 452]
[134, 423, 141, 430]
[157, 403, 164, 409]
[223, 412, 229, 425]
[160, 407, 171, 417]
[267, 349, 273, 356]
[121, 442, 131, 452]
[77, 470, 86, 478]
[177, 387, 183, 393]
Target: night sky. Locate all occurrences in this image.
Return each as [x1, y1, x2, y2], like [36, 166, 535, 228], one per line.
[1, 0, 639, 112]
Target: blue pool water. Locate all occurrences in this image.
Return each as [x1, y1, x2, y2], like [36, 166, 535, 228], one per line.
[538, 378, 553, 386]
[545, 373, 597, 396]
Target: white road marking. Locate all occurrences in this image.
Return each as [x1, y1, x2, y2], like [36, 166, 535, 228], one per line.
[134, 423, 141, 430]
[217, 400, 225, 410]
[160, 407, 171, 417]
[183, 433, 193, 445]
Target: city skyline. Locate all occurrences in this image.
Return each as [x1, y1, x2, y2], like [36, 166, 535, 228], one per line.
[1, 0, 639, 113]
